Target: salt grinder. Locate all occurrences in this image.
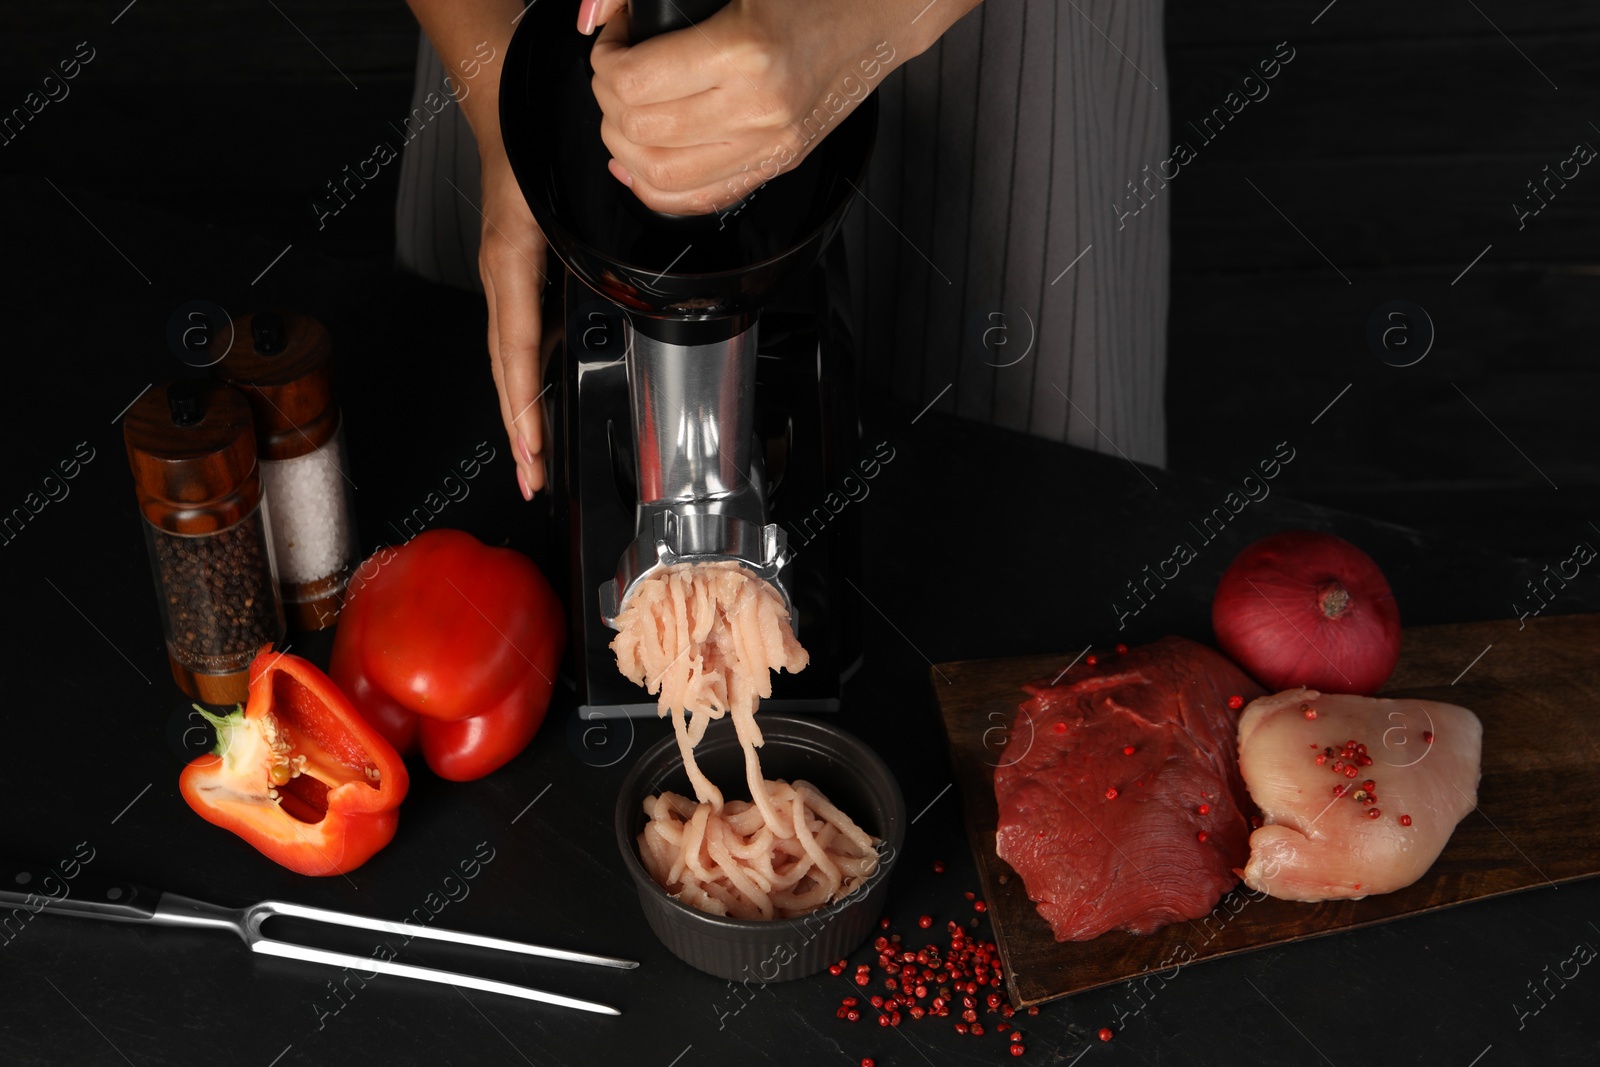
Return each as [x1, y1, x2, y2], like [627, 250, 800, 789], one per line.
[125, 380, 286, 703]
[213, 311, 359, 630]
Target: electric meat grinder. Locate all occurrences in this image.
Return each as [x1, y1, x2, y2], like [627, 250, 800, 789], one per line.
[500, 0, 877, 717]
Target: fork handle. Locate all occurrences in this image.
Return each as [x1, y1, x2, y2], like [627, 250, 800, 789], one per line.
[0, 857, 158, 925]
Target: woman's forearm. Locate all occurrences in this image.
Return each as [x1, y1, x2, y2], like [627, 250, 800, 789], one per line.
[405, 0, 524, 151]
[872, 0, 985, 63]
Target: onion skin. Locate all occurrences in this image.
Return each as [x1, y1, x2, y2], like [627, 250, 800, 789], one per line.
[1212, 530, 1401, 695]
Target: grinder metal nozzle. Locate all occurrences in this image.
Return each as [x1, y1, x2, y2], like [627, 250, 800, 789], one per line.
[598, 509, 793, 629]
[598, 319, 792, 629]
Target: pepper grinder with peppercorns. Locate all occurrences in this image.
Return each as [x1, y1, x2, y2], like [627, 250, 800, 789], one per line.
[212, 310, 359, 630]
[125, 379, 286, 703]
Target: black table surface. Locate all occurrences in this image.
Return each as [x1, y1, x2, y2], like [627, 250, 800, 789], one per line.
[4, 178, 1598, 1066]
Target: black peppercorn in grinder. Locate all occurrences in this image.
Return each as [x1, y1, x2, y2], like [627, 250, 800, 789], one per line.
[500, 0, 874, 716]
[125, 380, 285, 704]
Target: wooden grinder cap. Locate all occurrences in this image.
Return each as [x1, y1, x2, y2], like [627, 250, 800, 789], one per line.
[124, 380, 258, 535]
[211, 310, 337, 461]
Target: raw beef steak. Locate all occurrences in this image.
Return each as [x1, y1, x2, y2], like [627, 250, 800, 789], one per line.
[993, 637, 1265, 940]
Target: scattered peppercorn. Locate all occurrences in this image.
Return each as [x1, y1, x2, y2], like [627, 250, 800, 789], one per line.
[833, 892, 1012, 1043]
[1227, 694, 1244, 710]
[1400, 814, 1412, 826]
[1099, 1027, 1114, 1042]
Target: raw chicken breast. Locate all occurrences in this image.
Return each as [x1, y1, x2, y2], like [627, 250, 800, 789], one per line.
[1237, 688, 1482, 901]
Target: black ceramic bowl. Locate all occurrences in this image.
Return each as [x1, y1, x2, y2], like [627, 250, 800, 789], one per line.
[615, 714, 905, 983]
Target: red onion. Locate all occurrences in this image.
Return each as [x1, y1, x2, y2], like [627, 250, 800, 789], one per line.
[1212, 530, 1400, 695]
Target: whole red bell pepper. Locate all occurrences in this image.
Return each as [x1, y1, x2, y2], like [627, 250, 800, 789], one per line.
[179, 647, 409, 877]
[329, 529, 565, 781]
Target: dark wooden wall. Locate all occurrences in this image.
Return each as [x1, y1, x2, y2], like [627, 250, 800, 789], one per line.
[1163, 0, 1600, 558]
[3, 1, 1593, 558]
[0, 1, 420, 260]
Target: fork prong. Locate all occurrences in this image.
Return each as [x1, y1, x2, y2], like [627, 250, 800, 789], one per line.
[251, 938, 622, 1015]
[259, 901, 638, 970]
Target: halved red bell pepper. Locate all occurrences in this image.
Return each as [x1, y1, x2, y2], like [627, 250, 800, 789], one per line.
[179, 647, 409, 877]
[329, 529, 565, 781]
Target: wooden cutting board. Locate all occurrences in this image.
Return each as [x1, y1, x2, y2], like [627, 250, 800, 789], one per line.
[932, 613, 1600, 1007]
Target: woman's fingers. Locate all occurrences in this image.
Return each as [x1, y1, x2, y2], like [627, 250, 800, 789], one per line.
[479, 258, 514, 460]
[591, 15, 724, 105]
[577, 0, 627, 34]
[595, 0, 628, 29]
[480, 253, 538, 500]
[598, 115, 760, 199]
[484, 234, 549, 496]
[477, 141, 551, 500]
[598, 107, 841, 215]
[576, 0, 600, 35]
[586, 2, 883, 214]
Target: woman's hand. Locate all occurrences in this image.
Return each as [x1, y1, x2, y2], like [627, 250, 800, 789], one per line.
[581, 0, 909, 216]
[476, 139, 551, 499]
